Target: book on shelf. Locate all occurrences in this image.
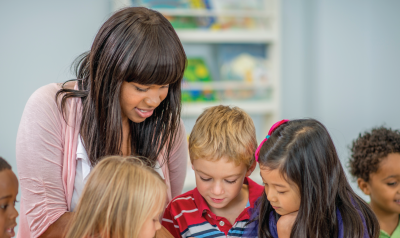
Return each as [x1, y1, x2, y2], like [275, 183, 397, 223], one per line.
[132, 0, 266, 30]
[133, 0, 264, 10]
[182, 45, 272, 103]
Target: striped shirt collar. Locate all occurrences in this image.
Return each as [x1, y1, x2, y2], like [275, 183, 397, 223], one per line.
[192, 177, 261, 219]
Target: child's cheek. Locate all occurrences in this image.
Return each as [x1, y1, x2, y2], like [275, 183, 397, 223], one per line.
[0, 216, 5, 235]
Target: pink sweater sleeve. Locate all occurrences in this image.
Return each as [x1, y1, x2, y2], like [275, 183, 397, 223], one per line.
[16, 84, 69, 238]
[168, 119, 188, 198]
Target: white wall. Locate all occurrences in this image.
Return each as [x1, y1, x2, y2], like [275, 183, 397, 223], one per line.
[0, 0, 111, 171]
[0, 1, 112, 230]
[281, 0, 400, 199]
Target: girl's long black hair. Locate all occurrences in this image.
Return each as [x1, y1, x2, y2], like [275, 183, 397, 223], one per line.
[56, 7, 186, 167]
[256, 119, 379, 238]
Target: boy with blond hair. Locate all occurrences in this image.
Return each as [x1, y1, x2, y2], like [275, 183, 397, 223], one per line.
[162, 105, 263, 238]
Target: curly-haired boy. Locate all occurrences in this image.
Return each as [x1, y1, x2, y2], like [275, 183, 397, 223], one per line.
[349, 127, 400, 238]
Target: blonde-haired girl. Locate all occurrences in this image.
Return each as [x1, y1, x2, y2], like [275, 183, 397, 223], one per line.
[65, 156, 167, 238]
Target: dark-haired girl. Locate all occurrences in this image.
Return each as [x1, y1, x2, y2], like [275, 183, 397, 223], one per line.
[16, 7, 187, 238]
[0, 157, 18, 238]
[244, 119, 380, 238]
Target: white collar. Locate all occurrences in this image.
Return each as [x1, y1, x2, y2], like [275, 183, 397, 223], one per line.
[76, 135, 164, 180]
[77, 135, 91, 179]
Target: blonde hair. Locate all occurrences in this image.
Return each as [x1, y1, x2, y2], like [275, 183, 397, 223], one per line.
[65, 156, 167, 238]
[189, 105, 257, 169]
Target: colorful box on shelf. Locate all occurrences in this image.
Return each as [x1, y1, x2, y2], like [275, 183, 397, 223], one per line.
[182, 82, 273, 102]
[134, 0, 268, 30]
[134, 0, 265, 10]
[134, 0, 190, 8]
[182, 58, 217, 102]
[182, 54, 272, 102]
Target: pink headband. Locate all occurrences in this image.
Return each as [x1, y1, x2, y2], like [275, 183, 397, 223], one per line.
[255, 119, 289, 162]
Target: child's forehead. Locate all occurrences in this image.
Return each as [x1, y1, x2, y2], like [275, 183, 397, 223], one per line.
[260, 167, 286, 181]
[259, 167, 301, 193]
[373, 153, 400, 179]
[0, 169, 17, 184]
[0, 169, 18, 198]
[194, 155, 243, 166]
[192, 157, 247, 175]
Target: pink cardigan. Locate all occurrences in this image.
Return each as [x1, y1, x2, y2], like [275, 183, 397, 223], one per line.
[16, 83, 188, 238]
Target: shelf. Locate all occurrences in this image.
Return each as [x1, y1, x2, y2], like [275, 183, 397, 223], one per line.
[176, 30, 275, 43]
[182, 100, 277, 116]
[155, 8, 269, 18]
[182, 81, 271, 90]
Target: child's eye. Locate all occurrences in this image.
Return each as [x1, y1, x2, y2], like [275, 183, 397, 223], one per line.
[387, 182, 397, 186]
[200, 176, 211, 182]
[225, 179, 237, 184]
[277, 191, 286, 194]
[161, 85, 169, 89]
[0, 200, 19, 210]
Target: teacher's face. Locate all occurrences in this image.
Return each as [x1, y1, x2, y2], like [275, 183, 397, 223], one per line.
[120, 81, 169, 123]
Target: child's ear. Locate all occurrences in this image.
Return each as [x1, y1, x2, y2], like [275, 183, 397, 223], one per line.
[245, 160, 257, 177]
[357, 178, 371, 196]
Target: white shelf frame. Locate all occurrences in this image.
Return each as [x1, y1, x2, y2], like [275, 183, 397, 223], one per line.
[175, 30, 275, 43]
[182, 101, 278, 116]
[154, 9, 270, 18]
[182, 81, 271, 90]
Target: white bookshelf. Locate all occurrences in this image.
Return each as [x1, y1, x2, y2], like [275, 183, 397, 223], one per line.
[182, 101, 277, 116]
[171, 0, 280, 138]
[112, 0, 280, 189]
[154, 9, 269, 17]
[175, 30, 275, 43]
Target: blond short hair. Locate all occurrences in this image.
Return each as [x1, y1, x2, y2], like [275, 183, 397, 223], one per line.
[65, 156, 167, 238]
[189, 105, 257, 169]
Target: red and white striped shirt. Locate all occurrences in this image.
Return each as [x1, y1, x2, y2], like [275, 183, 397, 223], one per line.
[162, 177, 263, 238]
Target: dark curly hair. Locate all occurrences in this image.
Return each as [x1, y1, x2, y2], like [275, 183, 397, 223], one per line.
[349, 126, 400, 182]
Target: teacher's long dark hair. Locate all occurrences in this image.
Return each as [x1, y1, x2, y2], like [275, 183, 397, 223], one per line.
[256, 119, 379, 238]
[56, 7, 186, 167]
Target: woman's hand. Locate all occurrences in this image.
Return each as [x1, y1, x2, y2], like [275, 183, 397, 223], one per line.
[277, 211, 298, 238]
[155, 226, 175, 238]
[38, 212, 72, 238]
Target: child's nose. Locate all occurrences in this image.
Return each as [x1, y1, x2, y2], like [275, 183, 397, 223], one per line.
[266, 189, 278, 202]
[9, 205, 18, 220]
[211, 182, 224, 195]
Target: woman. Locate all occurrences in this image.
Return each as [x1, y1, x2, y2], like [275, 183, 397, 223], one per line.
[16, 7, 187, 238]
